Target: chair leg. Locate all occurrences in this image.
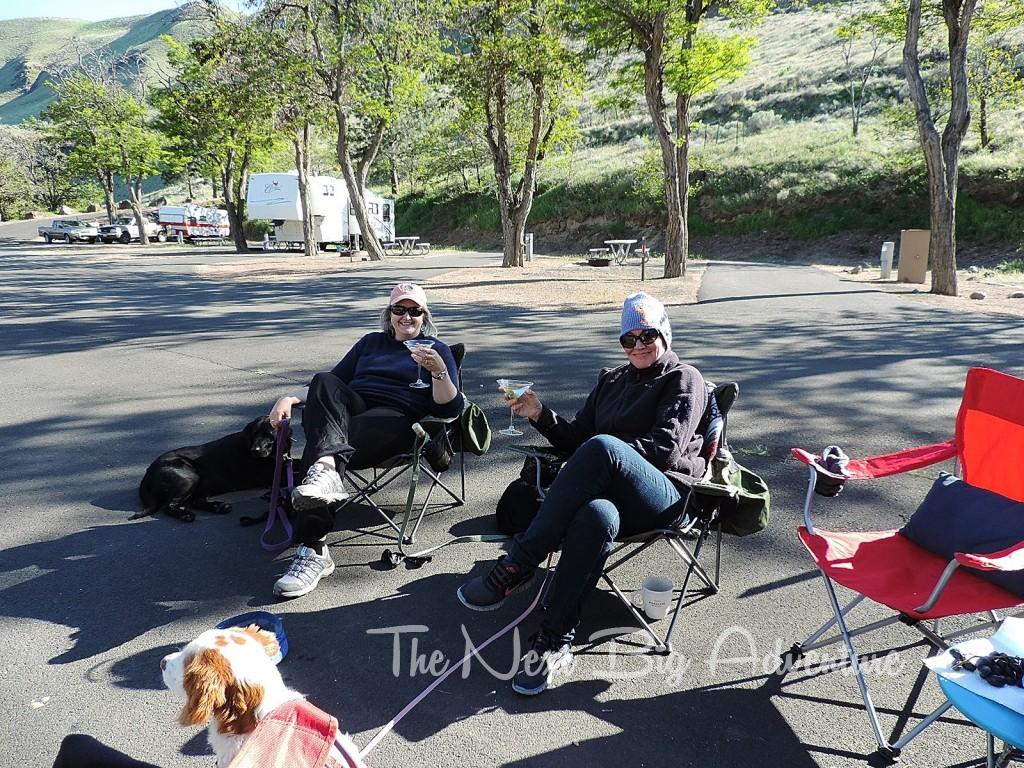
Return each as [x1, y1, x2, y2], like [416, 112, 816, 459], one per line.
[813, 570, 935, 758]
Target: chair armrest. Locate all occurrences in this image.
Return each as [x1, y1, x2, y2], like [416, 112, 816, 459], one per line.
[955, 541, 1024, 573]
[791, 439, 956, 481]
[419, 415, 458, 424]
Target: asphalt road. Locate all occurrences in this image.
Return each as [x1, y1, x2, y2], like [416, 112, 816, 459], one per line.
[1, 230, 1022, 768]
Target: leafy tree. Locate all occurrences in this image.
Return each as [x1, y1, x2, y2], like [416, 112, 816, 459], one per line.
[0, 156, 33, 221]
[42, 74, 121, 224]
[256, 0, 447, 260]
[570, 0, 768, 278]
[447, 0, 582, 267]
[153, 14, 281, 252]
[901, 0, 978, 296]
[829, 0, 899, 137]
[968, 3, 1024, 149]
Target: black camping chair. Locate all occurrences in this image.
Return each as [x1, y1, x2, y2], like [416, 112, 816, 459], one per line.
[511, 381, 744, 655]
[598, 381, 741, 654]
[267, 344, 469, 562]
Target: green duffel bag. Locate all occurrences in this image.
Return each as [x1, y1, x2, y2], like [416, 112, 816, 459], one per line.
[695, 451, 771, 536]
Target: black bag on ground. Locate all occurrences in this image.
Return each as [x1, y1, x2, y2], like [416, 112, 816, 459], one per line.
[496, 448, 566, 535]
[496, 479, 544, 535]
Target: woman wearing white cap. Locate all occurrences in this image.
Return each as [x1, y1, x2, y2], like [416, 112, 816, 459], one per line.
[267, 282, 462, 598]
[458, 291, 707, 695]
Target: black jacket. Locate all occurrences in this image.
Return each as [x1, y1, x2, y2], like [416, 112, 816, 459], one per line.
[532, 350, 708, 488]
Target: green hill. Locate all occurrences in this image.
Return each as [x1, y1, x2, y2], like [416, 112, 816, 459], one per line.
[0, 5, 207, 124]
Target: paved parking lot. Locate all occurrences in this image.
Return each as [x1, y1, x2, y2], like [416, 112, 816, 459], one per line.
[2, 230, 1022, 767]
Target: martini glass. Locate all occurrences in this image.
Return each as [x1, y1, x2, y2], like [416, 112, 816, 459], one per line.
[496, 378, 533, 436]
[404, 339, 436, 389]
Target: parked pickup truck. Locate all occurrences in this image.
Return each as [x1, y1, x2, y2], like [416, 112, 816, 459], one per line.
[98, 216, 168, 244]
[37, 219, 99, 244]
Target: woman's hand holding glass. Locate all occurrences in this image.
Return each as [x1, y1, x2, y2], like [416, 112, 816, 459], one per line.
[505, 388, 542, 421]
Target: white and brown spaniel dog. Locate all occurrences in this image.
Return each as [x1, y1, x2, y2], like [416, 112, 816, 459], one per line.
[161, 625, 364, 768]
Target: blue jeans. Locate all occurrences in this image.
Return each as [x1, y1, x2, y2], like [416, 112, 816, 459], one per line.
[508, 434, 688, 645]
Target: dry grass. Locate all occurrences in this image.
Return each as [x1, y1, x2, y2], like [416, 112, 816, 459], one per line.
[818, 264, 1024, 319]
[422, 255, 704, 309]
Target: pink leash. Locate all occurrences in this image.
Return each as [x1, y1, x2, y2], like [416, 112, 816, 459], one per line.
[358, 559, 554, 759]
[262, 417, 295, 551]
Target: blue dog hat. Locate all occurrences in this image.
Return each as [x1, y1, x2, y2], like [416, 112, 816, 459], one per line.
[621, 292, 672, 348]
[215, 611, 288, 665]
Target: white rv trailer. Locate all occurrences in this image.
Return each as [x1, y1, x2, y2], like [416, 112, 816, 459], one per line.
[246, 172, 395, 251]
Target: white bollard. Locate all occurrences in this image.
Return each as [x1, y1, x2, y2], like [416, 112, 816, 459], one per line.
[524, 232, 534, 262]
[880, 241, 895, 280]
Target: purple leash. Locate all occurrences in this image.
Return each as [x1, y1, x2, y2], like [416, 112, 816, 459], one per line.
[262, 417, 295, 552]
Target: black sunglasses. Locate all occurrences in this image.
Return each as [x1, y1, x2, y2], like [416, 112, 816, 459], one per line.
[619, 329, 661, 349]
[389, 305, 425, 317]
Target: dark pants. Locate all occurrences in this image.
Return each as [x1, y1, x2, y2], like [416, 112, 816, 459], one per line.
[52, 735, 161, 768]
[298, 372, 417, 544]
[508, 435, 688, 645]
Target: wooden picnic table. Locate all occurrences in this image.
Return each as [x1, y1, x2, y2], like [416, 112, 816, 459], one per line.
[605, 239, 637, 265]
[396, 236, 420, 256]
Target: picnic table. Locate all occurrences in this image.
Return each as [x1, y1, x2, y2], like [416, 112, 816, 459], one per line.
[396, 236, 420, 256]
[605, 239, 638, 265]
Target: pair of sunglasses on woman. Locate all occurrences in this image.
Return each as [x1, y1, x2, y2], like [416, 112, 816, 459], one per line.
[389, 305, 425, 317]
[619, 329, 661, 349]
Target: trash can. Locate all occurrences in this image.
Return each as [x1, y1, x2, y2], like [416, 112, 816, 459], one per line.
[880, 242, 895, 280]
[898, 229, 929, 284]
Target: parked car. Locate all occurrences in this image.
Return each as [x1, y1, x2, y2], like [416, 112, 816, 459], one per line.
[98, 216, 168, 244]
[37, 219, 99, 244]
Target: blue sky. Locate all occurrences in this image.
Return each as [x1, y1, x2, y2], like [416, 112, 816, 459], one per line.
[0, 0, 181, 21]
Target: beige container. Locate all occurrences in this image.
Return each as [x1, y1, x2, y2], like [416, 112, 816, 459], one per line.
[898, 229, 930, 284]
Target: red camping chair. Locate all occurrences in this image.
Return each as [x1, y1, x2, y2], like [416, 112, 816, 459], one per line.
[783, 367, 1024, 761]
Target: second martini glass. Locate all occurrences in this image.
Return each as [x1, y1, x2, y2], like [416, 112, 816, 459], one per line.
[496, 378, 534, 436]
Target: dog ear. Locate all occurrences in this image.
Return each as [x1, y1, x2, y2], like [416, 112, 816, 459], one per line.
[240, 625, 280, 661]
[216, 676, 266, 736]
[180, 648, 231, 727]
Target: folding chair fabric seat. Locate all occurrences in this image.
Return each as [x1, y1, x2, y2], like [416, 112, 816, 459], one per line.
[798, 527, 1024, 620]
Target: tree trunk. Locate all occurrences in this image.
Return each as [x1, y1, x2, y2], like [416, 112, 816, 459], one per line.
[641, 17, 687, 279]
[220, 153, 250, 253]
[389, 154, 399, 198]
[97, 169, 114, 224]
[128, 179, 150, 245]
[903, 0, 976, 297]
[979, 96, 989, 148]
[335, 107, 384, 261]
[295, 123, 317, 259]
[499, 196, 527, 268]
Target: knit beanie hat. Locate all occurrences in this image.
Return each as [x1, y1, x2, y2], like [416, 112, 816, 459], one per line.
[620, 292, 672, 348]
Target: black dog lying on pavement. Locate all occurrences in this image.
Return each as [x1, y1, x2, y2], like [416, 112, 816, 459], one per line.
[134, 416, 278, 522]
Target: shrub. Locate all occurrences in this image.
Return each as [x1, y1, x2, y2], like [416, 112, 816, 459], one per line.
[243, 219, 271, 240]
[746, 110, 781, 134]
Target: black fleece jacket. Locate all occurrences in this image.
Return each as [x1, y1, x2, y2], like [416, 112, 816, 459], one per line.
[531, 350, 708, 489]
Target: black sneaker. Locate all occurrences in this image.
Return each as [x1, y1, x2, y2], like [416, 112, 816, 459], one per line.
[512, 631, 574, 696]
[457, 556, 535, 611]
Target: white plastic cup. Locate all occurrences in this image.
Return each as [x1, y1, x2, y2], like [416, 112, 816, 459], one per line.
[880, 241, 895, 280]
[634, 575, 674, 621]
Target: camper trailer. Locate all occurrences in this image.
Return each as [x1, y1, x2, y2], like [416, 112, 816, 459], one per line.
[246, 172, 395, 251]
[159, 204, 231, 241]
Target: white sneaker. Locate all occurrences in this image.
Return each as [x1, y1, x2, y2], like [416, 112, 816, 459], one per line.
[273, 545, 336, 598]
[291, 462, 348, 510]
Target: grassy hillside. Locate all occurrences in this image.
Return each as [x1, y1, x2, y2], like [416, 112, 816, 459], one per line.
[0, 6, 207, 125]
[399, 6, 1024, 250]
